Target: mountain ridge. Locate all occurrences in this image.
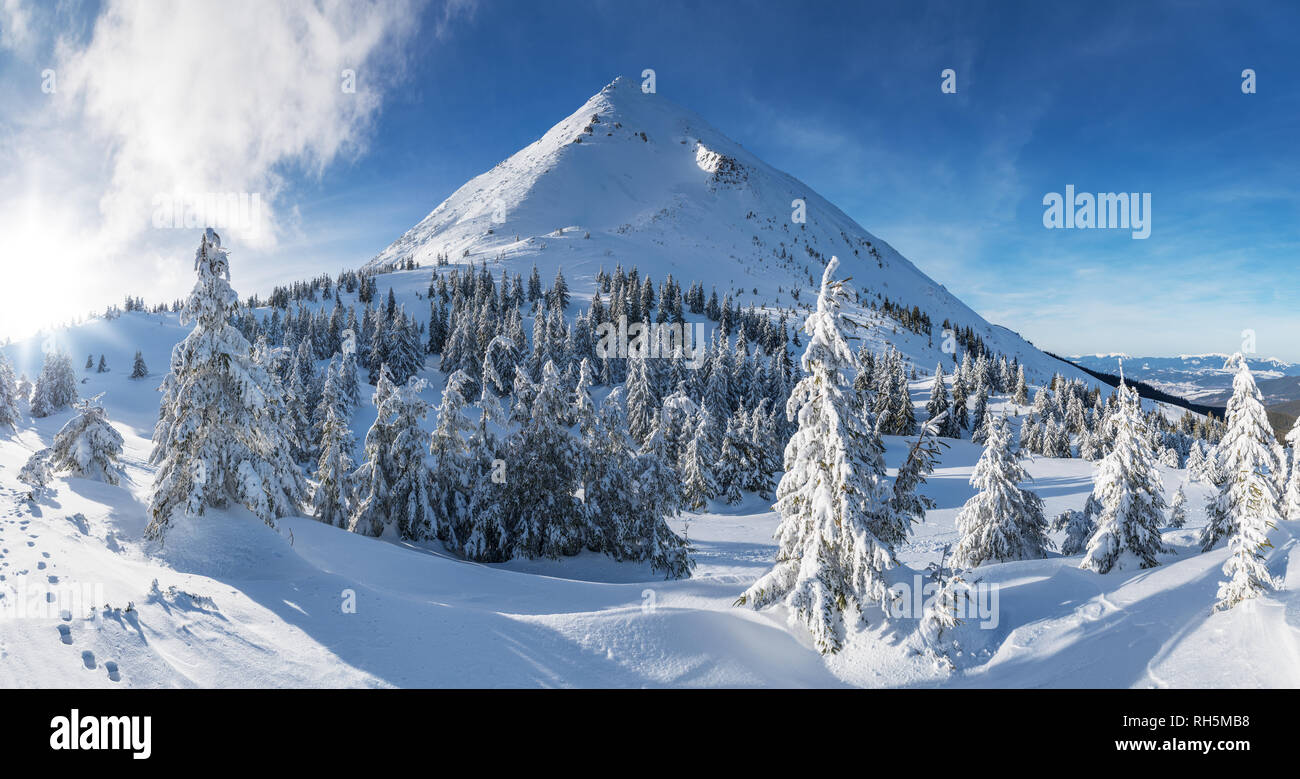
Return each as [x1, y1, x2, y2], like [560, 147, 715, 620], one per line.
[363, 76, 1095, 388]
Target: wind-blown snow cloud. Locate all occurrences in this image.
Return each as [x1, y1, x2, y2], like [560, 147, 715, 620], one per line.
[0, 0, 427, 341]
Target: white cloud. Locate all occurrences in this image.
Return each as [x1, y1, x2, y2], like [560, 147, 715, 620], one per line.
[0, 0, 425, 341]
[0, 0, 31, 51]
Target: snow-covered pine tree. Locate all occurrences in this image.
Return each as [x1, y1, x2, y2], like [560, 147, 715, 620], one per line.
[1168, 484, 1187, 529]
[969, 387, 991, 445]
[1187, 442, 1207, 481]
[1080, 377, 1168, 573]
[1215, 471, 1279, 610]
[925, 364, 955, 438]
[0, 352, 20, 431]
[97, 355, 109, 373]
[1052, 495, 1100, 556]
[385, 378, 437, 540]
[680, 402, 719, 510]
[580, 391, 637, 556]
[50, 395, 124, 484]
[130, 351, 149, 379]
[1012, 365, 1028, 405]
[627, 406, 693, 579]
[312, 365, 356, 528]
[714, 412, 749, 505]
[429, 369, 475, 547]
[949, 370, 969, 433]
[348, 368, 398, 537]
[736, 257, 904, 654]
[745, 398, 780, 501]
[624, 354, 656, 446]
[892, 415, 947, 528]
[462, 411, 510, 562]
[1282, 416, 1300, 521]
[953, 413, 1052, 567]
[506, 361, 585, 559]
[18, 448, 53, 499]
[1200, 354, 1285, 551]
[29, 351, 78, 418]
[339, 349, 361, 412]
[147, 230, 307, 538]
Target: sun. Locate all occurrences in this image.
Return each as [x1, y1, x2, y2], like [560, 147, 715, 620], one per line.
[0, 202, 86, 344]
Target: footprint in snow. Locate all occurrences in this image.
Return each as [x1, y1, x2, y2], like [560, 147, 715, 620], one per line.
[57, 624, 72, 645]
[105, 661, 121, 682]
[81, 651, 96, 670]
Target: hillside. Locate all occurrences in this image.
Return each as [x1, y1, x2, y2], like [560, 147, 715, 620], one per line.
[367, 76, 1096, 390]
[1, 308, 1295, 687]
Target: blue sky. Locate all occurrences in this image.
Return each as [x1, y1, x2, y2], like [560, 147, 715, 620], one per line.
[2, 0, 1298, 360]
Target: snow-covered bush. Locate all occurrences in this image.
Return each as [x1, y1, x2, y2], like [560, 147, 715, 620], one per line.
[18, 449, 54, 498]
[51, 395, 124, 484]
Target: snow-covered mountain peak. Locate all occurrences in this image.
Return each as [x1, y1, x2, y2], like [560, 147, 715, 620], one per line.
[363, 77, 1099, 387]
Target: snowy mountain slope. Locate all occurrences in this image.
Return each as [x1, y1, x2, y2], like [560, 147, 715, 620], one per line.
[2, 366, 1295, 688]
[366, 76, 1092, 388]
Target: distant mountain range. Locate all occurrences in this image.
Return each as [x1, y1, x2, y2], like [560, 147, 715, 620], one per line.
[1067, 352, 1300, 436]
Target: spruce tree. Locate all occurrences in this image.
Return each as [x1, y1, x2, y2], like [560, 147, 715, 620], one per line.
[1282, 416, 1300, 521]
[1200, 355, 1285, 551]
[0, 352, 20, 431]
[1168, 484, 1187, 529]
[953, 414, 1051, 567]
[580, 392, 637, 556]
[148, 230, 306, 538]
[348, 369, 398, 537]
[736, 257, 904, 654]
[627, 406, 693, 578]
[130, 351, 149, 379]
[385, 378, 437, 540]
[506, 361, 585, 559]
[462, 413, 510, 562]
[312, 366, 355, 528]
[29, 351, 78, 418]
[1081, 378, 1168, 573]
[1215, 475, 1279, 610]
[679, 403, 719, 510]
[429, 370, 475, 546]
[925, 364, 954, 437]
[1012, 365, 1028, 405]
